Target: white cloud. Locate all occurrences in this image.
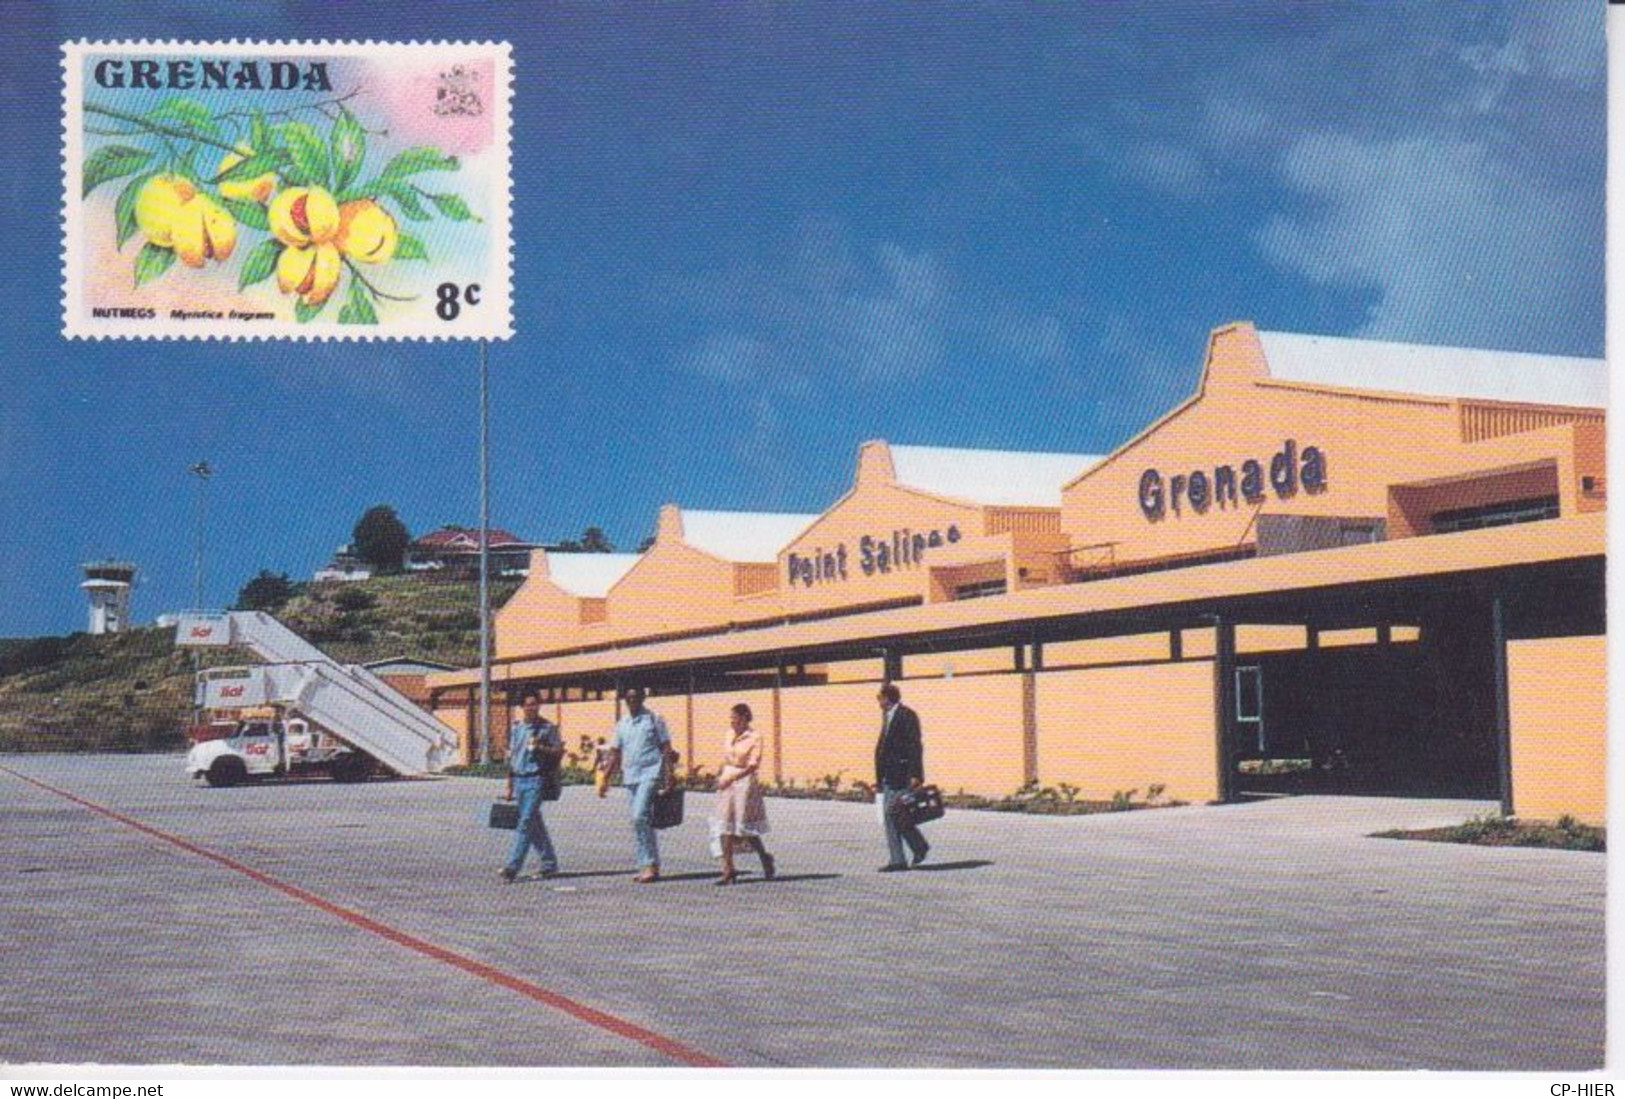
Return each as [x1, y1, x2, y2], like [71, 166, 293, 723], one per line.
[687, 332, 771, 383]
[671, 221, 1067, 392]
[1257, 132, 1596, 351]
[1126, 144, 1206, 195]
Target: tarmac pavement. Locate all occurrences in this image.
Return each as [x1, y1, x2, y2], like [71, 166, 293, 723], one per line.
[0, 753, 1604, 1069]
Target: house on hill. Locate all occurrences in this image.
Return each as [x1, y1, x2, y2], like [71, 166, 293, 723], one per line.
[406, 527, 542, 576]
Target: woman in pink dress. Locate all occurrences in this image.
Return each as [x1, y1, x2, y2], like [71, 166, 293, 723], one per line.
[711, 703, 776, 885]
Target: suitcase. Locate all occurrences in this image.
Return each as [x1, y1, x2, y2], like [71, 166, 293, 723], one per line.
[892, 784, 945, 827]
[488, 800, 521, 830]
[650, 785, 685, 830]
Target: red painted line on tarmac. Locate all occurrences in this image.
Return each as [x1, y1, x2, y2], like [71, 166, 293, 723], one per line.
[0, 764, 728, 1068]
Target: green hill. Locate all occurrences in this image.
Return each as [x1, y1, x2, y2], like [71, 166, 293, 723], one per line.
[0, 574, 520, 753]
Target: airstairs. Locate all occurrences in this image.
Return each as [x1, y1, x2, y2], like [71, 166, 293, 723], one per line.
[176, 611, 456, 776]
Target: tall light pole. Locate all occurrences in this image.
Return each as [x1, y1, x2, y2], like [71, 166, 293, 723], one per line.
[188, 459, 212, 726]
[478, 340, 492, 766]
[189, 460, 213, 610]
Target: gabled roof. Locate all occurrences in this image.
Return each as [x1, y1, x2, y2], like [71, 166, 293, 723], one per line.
[680, 510, 819, 563]
[413, 527, 529, 549]
[547, 552, 641, 597]
[889, 445, 1104, 508]
[1256, 331, 1606, 409]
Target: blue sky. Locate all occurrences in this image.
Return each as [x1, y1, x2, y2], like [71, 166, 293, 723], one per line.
[0, 1, 1605, 638]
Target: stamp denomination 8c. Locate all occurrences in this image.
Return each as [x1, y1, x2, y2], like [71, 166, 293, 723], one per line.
[62, 41, 512, 341]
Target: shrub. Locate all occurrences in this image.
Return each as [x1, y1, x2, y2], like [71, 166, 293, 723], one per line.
[333, 586, 378, 613]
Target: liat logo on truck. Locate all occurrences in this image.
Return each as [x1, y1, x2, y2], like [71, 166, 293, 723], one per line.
[190, 626, 216, 638]
[219, 685, 245, 698]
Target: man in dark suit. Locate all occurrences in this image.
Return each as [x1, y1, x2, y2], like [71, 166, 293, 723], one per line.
[875, 682, 930, 871]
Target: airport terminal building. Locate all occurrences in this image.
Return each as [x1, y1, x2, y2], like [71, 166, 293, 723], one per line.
[427, 322, 1606, 822]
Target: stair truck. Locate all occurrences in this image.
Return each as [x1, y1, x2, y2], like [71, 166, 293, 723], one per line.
[176, 612, 459, 786]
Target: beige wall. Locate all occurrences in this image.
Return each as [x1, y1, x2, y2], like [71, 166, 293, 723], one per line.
[1237, 625, 1308, 654]
[495, 574, 584, 658]
[898, 676, 1028, 795]
[779, 682, 880, 789]
[819, 657, 886, 683]
[908, 645, 1017, 677]
[777, 676, 1029, 795]
[1045, 633, 1173, 667]
[1509, 636, 1605, 824]
[555, 698, 620, 753]
[1035, 662, 1219, 802]
[607, 540, 741, 639]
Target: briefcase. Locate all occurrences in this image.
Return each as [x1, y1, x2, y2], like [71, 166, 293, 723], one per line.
[891, 784, 945, 827]
[540, 769, 562, 802]
[650, 785, 685, 830]
[488, 800, 521, 830]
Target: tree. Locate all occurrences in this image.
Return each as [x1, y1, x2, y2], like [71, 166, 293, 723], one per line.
[636, 534, 656, 553]
[235, 571, 297, 612]
[555, 526, 616, 553]
[353, 505, 411, 573]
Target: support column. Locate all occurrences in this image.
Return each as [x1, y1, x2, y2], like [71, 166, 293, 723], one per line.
[772, 662, 784, 785]
[1169, 630, 1183, 661]
[1492, 597, 1514, 817]
[685, 666, 696, 778]
[1013, 644, 1026, 673]
[1021, 670, 1038, 786]
[883, 649, 903, 682]
[1214, 618, 1238, 803]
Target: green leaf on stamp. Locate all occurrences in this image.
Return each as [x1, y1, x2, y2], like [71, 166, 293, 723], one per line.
[249, 110, 270, 154]
[281, 122, 330, 190]
[379, 146, 459, 180]
[425, 192, 479, 222]
[83, 145, 155, 198]
[114, 171, 159, 251]
[219, 197, 270, 232]
[133, 243, 176, 288]
[330, 109, 366, 195]
[373, 180, 432, 221]
[148, 97, 221, 138]
[295, 297, 328, 324]
[213, 149, 286, 186]
[394, 233, 429, 261]
[238, 239, 281, 291]
[338, 277, 379, 326]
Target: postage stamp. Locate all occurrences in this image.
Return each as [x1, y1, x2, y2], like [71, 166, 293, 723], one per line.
[61, 41, 512, 340]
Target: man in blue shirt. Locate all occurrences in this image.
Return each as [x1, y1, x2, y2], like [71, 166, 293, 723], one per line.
[500, 692, 564, 883]
[599, 686, 676, 883]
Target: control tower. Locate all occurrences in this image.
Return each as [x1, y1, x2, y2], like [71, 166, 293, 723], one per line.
[81, 560, 137, 635]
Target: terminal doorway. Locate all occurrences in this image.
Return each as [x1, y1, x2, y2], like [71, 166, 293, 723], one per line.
[1228, 629, 1500, 799]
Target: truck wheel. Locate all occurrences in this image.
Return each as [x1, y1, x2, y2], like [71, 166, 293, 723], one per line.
[205, 757, 247, 788]
[331, 754, 372, 783]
